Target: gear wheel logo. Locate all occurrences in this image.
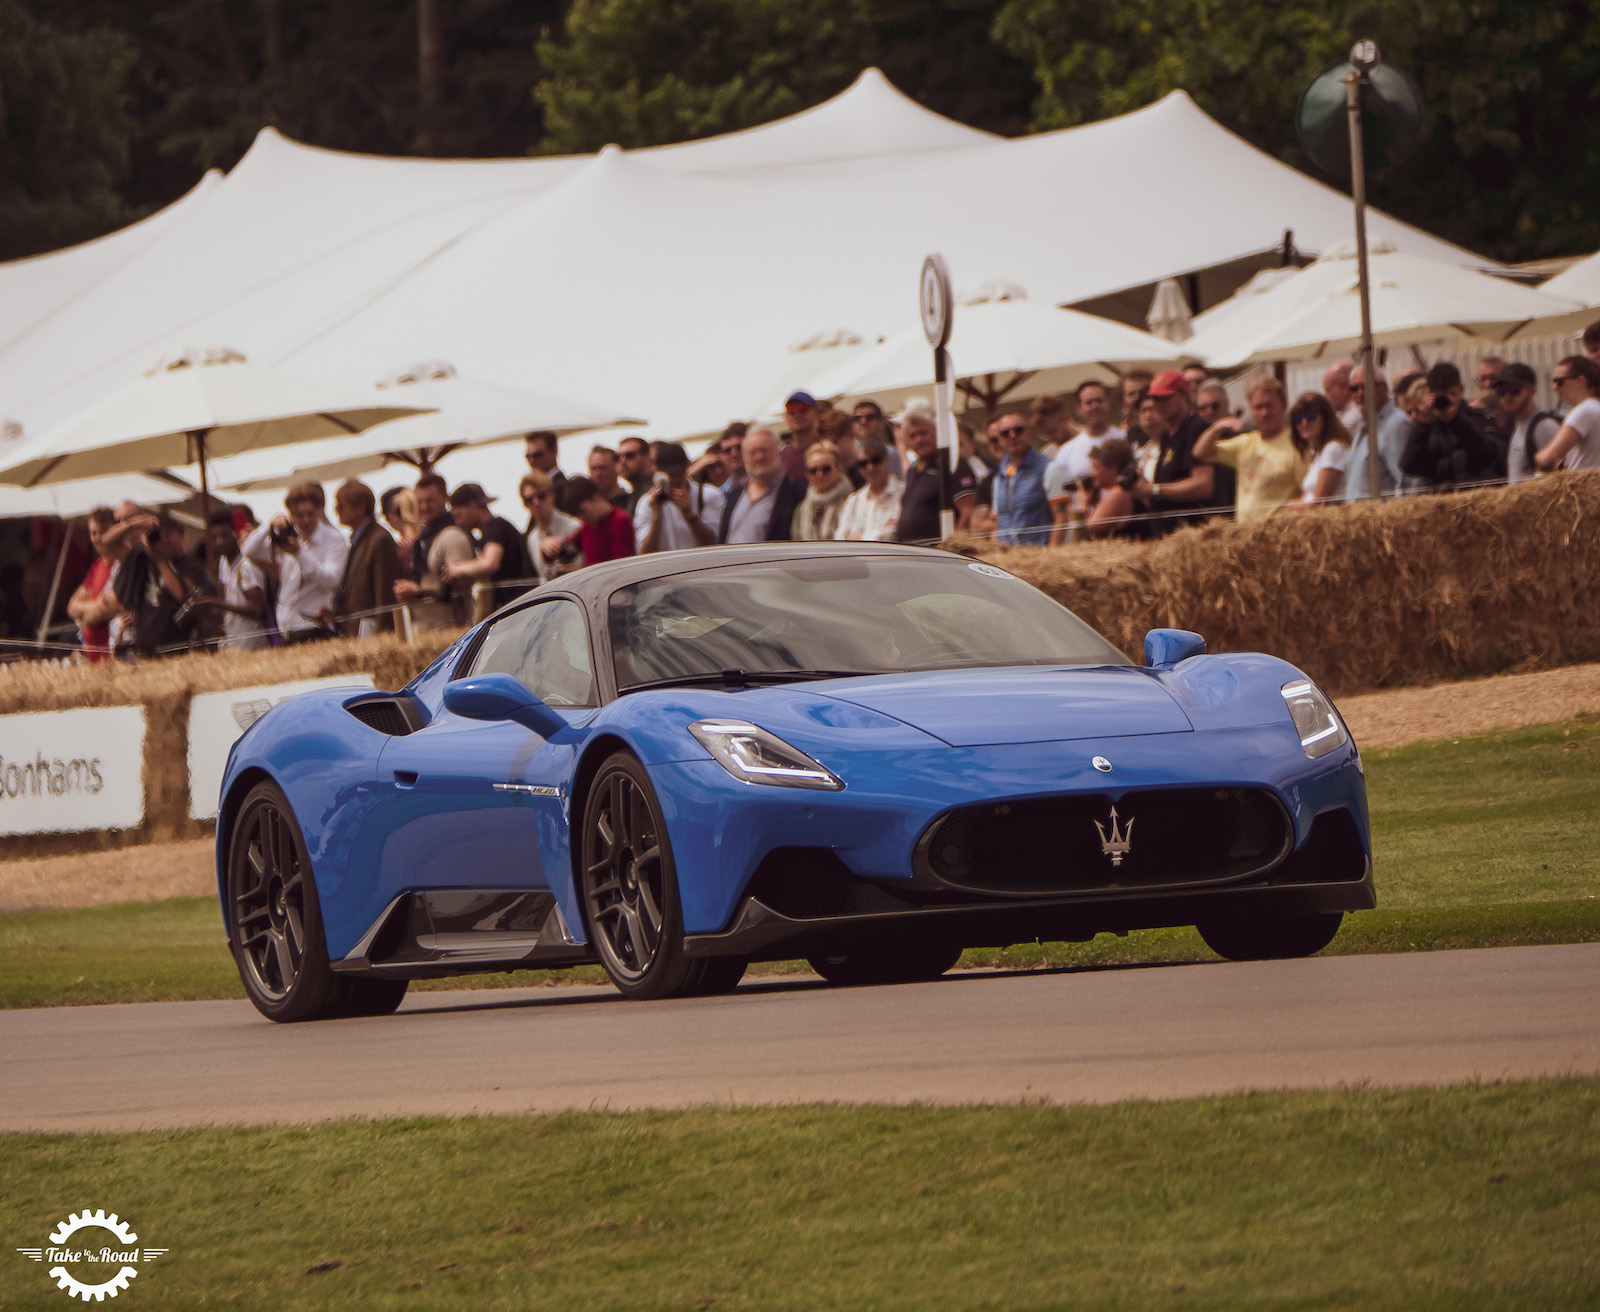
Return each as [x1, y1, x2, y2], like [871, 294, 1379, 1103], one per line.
[16, 1209, 168, 1302]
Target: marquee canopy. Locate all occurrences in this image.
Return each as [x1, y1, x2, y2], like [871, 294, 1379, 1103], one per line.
[0, 68, 1503, 449]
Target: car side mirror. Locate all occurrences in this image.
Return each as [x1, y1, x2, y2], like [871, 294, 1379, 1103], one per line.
[443, 674, 567, 738]
[1144, 628, 1206, 669]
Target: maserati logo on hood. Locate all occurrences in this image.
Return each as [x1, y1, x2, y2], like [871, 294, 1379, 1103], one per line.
[1094, 806, 1134, 866]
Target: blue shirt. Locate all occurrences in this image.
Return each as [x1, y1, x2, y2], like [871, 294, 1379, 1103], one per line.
[1344, 401, 1411, 500]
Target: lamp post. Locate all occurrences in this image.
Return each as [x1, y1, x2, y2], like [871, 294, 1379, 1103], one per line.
[1345, 40, 1383, 502]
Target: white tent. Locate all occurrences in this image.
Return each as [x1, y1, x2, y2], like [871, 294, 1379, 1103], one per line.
[1542, 249, 1600, 310]
[1183, 242, 1584, 368]
[803, 292, 1182, 413]
[0, 70, 1505, 450]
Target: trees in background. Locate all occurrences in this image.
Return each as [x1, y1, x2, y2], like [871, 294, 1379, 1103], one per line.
[0, 0, 1595, 265]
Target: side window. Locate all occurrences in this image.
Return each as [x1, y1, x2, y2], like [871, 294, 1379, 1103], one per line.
[469, 600, 595, 707]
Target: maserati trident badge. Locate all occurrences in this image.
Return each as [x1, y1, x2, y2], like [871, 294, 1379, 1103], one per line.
[1095, 806, 1134, 866]
[1092, 756, 1112, 772]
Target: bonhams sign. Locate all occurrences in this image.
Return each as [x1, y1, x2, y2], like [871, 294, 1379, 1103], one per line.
[0, 707, 146, 835]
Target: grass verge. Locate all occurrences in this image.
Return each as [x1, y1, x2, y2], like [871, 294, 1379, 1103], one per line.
[2, 1082, 1597, 1310]
[2, 718, 1597, 1009]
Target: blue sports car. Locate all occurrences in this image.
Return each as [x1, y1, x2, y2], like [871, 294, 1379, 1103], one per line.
[217, 542, 1373, 1021]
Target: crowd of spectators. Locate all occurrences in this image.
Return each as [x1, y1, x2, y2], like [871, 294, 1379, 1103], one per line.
[16, 318, 1600, 662]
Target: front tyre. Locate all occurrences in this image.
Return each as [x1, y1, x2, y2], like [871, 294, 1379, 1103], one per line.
[1198, 910, 1344, 962]
[580, 752, 707, 1000]
[227, 781, 349, 1022]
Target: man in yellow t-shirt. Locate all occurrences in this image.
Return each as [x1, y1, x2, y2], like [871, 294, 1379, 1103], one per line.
[1192, 377, 1310, 523]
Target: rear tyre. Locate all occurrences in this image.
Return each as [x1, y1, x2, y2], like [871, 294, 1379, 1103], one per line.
[580, 752, 706, 1000]
[807, 940, 963, 987]
[1197, 910, 1344, 962]
[227, 781, 347, 1023]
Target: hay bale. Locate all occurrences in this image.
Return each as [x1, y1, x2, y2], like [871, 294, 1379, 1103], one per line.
[980, 471, 1600, 695]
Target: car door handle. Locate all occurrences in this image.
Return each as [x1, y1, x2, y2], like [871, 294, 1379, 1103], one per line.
[393, 771, 419, 789]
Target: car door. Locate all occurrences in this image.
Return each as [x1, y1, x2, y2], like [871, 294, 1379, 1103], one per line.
[374, 598, 596, 900]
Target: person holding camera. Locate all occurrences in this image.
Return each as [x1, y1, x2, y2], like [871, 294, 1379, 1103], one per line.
[242, 482, 348, 644]
[188, 508, 268, 649]
[992, 408, 1069, 545]
[1082, 438, 1146, 540]
[110, 512, 215, 657]
[554, 476, 635, 569]
[635, 441, 722, 553]
[1399, 362, 1505, 489]
[521, 470, 582, 582]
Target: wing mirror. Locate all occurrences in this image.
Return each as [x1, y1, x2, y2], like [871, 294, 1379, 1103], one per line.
[1144, 628, 1207, 669]
[443, 674, 567, 738]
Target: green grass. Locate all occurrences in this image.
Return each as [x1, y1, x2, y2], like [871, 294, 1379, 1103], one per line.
[2, 1083, 1597, 1310]
[3, 718, 1598, 1009]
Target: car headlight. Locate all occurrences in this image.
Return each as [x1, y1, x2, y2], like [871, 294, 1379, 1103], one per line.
[1281, 680, 1349, 759]
[688, 720, 844, 790]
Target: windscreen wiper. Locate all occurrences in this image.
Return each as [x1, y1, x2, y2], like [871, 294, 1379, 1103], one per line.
[621, 668, 880, 692]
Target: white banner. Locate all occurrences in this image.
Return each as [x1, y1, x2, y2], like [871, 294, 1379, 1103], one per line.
[0, 707, 146, 835]
[187, 675, 375, 821]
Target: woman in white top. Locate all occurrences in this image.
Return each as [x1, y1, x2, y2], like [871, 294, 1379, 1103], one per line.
[1286, 391, 1351, 507]
[1535, 356, 1600, 473]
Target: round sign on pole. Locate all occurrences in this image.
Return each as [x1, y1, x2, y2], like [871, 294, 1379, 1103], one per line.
[920, 254, 953, 351]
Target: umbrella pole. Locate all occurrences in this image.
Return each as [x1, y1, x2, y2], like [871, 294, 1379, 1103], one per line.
[34, 517, 73, 649]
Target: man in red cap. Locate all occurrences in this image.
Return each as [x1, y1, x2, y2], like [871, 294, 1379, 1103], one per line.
[1132, 369, 1235, 533]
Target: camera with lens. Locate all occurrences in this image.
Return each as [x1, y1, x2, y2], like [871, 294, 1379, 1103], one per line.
[1431, 394, 1453, 412]
[270, 521, 299, 548]
[1117, 464, 1142, 492]
[556, 539, 582, 565]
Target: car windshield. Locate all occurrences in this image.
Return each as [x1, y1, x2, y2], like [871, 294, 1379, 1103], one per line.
[609, 556, 1130, 691]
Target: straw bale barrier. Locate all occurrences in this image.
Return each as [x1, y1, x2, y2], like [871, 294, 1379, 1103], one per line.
[0, 631, 459, 859]
[977, 471, 1600, 697]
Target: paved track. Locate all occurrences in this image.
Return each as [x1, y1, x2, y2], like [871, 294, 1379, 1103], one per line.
[4, 944, 1598, 1132]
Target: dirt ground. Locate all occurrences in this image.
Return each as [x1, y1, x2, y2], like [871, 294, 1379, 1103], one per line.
[4, 661, 1598, 914]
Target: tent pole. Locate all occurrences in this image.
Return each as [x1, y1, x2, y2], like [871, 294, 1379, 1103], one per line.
[34, 518, 72, 649]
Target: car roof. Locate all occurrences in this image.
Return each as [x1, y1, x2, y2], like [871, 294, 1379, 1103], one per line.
[490, 541, 966, 618]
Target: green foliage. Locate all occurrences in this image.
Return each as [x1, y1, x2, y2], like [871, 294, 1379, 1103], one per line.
[536, 0, 876, 154]
[0, 1, 138, 260]
[537, 0, 1035, 154]
[992, 0, 1600, 261]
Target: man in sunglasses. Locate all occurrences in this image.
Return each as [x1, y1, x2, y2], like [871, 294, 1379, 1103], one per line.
[837, 436, 904, 541]
[992, 408, 1069, 546]
[1497, 363, 1562, 484]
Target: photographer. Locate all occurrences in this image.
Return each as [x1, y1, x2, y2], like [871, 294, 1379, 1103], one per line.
[1399, 362, 1505, 489]
[635, 441, 721, 553]
[110, 513, 215, 657]
[243, 482, 349, 644]
[187, 508, 267, 649]
[1082, 438, 1145, 540]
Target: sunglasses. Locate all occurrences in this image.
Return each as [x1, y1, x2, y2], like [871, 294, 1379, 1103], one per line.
[1292, 410, 1322, 424]
[997, 426, 1028, 438]
[1553, 374, 1576, 386]
[1493, 383, 1527, 396]
[807, 463, 837, 476]
[858, 455, 885, 469]
[522, 491, 552, 503]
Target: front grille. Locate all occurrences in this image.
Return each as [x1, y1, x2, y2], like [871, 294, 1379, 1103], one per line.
[919, 787, 1292, 895]
[346, 699, 414, 737]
